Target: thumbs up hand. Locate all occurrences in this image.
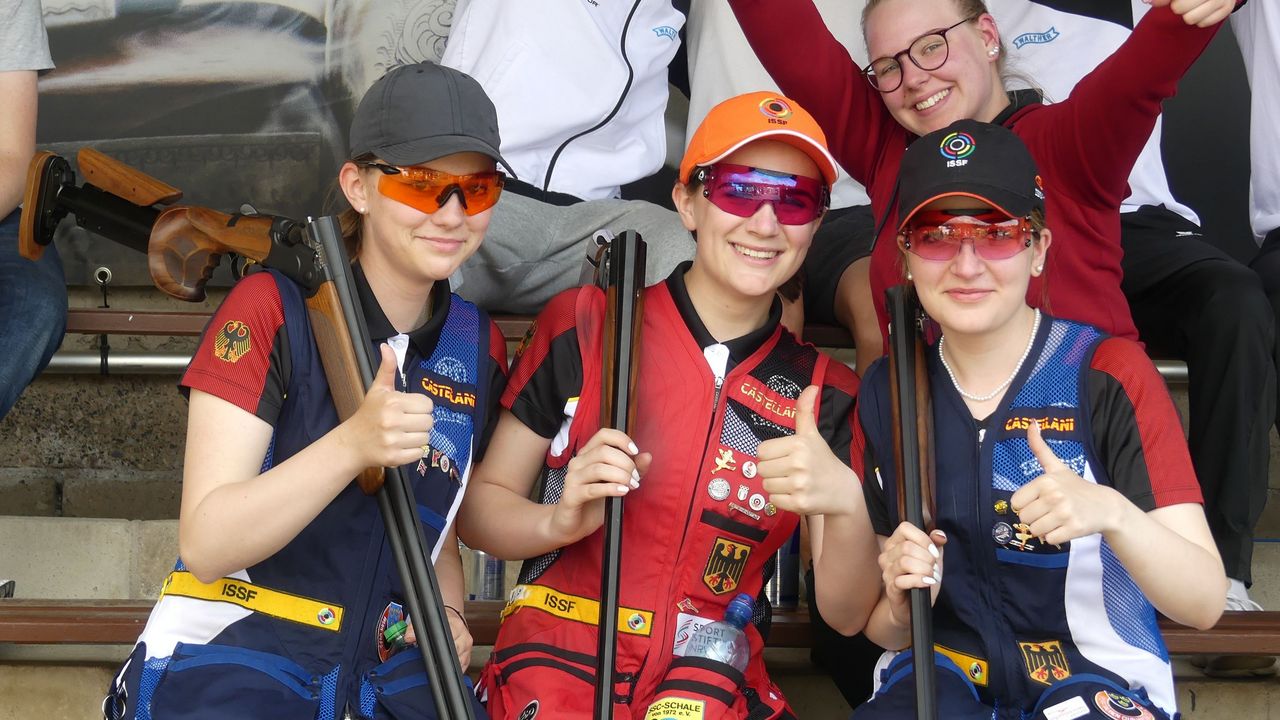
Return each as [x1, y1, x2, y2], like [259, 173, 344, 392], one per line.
[1009, 420, 1124, 546]
[339, 343, 435, 469]
[758, 385, 860, 516]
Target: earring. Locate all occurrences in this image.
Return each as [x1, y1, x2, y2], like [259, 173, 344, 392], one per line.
[1034, 264, 1044, 273]
[906, 271, 914, 281]
[359, 207, 367, 214]
[988, 47, 1000, 57]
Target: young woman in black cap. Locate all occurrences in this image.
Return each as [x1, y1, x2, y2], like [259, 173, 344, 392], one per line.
[102, 61, 507, 719]
[841, 120, 1224, 719]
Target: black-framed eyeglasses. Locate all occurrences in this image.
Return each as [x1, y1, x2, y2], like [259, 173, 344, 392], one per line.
[861, 15, 981, 93]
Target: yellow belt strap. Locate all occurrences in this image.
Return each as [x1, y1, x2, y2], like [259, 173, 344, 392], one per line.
[935, 643, 989, 687]
[502, 584, 654, 637]
[161, 571, 345, 633]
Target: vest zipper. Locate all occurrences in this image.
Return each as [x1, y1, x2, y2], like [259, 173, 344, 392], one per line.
[660, 345, 729, 670]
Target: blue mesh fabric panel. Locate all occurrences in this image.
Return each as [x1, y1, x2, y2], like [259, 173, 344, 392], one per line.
[1100, 541, 1168, 660]
[318, 665, 340, 720]
[361, 676, 378, 719]
[260, 433, 276, 473]
[420, 302, 479, 474]
[135, 656, 169, 720]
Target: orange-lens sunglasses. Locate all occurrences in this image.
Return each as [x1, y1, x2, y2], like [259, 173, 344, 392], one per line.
[361, 161, 504, 216]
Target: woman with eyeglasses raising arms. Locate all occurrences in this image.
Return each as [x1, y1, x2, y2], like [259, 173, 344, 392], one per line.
[459, 92, 879, 719]
[728, 0, 1236, 352]
[849, 121, 1225, 719]
[103, 62, 506, 719]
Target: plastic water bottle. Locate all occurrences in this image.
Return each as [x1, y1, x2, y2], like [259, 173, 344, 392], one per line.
[684, 593, 753, 671]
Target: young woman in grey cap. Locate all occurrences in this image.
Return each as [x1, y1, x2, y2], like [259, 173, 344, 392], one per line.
[103, 61, 506, 719]
[843, 120, 1223, 719]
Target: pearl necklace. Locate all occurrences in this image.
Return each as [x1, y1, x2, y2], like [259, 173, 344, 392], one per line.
[939, 309, 1042, 403]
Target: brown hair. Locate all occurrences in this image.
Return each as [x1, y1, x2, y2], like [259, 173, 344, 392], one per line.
[322, 152, 379, 259]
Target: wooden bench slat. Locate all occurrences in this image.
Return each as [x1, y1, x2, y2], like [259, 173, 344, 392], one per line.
[3, 600, 1275, 655]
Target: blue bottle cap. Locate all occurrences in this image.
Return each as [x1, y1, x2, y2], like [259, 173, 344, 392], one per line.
[725, 593, 754, 628]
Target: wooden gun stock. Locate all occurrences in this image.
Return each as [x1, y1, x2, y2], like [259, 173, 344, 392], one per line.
[149, 207, 274, 301]
[77, 147, 183, 207]
[303, 282, 385, 495]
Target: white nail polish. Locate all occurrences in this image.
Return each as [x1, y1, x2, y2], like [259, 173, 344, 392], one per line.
[628, 441, 639, 455]
[934, 568, 942, 583]
[617, 485, 630, 494]
[631, 469, 641, 487]
[928, 544, 940, 560]
[922, 576, 937, 585]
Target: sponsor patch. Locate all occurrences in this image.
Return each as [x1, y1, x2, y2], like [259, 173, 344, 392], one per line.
[703, 536, 751, 595]
[420, 374, 477, 409]
[517, 700, 540, 720]
[644, 697, 706, 720]
[1012, 26, 1060, 49]
[672, 612, 713, 656]
[213, 319, 251, 363]
[1093, 690, 1153, 719]
[1019, 640, 1071, 685]
[1043, 695, 1089, 720]
[732, 376, 798, 428]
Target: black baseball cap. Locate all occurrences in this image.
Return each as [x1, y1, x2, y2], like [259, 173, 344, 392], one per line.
[896, 119, 1044, 229]
[348, 61, 515, 176]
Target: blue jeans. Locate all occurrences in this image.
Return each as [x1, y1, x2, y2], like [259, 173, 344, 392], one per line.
[0, 209, 66, 419]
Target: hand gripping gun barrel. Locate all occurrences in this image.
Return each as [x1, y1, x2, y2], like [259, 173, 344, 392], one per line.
[20, 148, 477, 720]
[590, 230, 646, 720]
[886, 283, 939, 720]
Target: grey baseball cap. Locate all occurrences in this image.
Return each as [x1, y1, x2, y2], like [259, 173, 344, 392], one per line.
[348, 61, 514, 176]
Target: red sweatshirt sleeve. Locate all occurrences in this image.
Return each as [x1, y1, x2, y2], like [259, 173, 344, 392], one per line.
[728, 0, 897, 187]
[1021, 7, 1223, 209]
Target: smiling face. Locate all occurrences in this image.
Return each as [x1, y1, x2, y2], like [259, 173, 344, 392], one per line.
[340, 151, 494, 285]
[673, 139, 825, 306]
[902, 196, 1050, 338]
[863, 0, 1009, 137]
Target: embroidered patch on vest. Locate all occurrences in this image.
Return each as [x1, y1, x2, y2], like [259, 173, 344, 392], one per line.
[731, 376, 798, 429]
[644, 697, 706, 719]
[1019, 640, 1072, 685]
[702, 536, 750, 595]
[1093, 690, 1153, 719]
[213, 320, 251, 363]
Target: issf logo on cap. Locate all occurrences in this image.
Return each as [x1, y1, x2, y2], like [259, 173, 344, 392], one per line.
[758, 96, 793, 125]
[940, 131, 976, 168]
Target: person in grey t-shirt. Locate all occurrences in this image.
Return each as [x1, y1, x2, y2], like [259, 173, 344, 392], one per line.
[0, 0, 66, 419]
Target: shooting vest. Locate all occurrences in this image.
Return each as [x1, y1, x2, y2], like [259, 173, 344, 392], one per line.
[105, 270, 492, 720]
[479, 283, 835, 720]
[864, 316, 1176, 718]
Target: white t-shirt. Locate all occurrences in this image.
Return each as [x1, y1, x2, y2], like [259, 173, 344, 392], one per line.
[990, 0, 1199, 224]
[1232, 1, 1280, 240]
[1, 0, 54, 72]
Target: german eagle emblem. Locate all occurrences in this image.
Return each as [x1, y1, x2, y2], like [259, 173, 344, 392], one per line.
[702, 536, 750, 595]
[213, 320, 252, 363]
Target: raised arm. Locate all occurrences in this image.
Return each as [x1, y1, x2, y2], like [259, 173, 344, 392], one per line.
[727, 0, 896, 185]
[1030, 3, 1228, 208]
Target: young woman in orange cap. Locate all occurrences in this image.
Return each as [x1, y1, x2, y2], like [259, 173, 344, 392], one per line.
[459, 91, 880, 719]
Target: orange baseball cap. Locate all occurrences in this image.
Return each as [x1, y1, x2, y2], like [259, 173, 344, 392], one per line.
[680, 91, 839, 186]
